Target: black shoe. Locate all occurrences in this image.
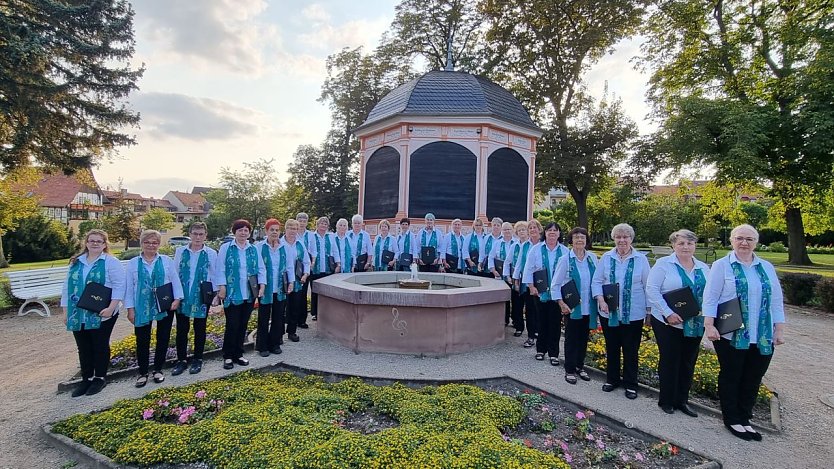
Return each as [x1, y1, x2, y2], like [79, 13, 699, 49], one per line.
[288, 333, 300, 342]
[189, 359, 202, 374]
[85, 378, 106, 396]
[270, 346, 282, 355]
[659, 403, 675, 414]
[312, 315, 317, 321]
[171, 361, 188, 376]
[625, 389, 638, 400]
[602, 383, 619, 392]
[259, 350, 270, 357]
[513, 331, 523, 337]
[746, 428, 763, 441]
[298, 323, 310, 329]
[71, 379, 92, 397]
[725, 424, 753, 441]
[676, 404, 698, 418]
[577, 369, 591, 381]
[523, 338, 536, 348]
[223, 359, 234, 370]
[234, 357, 249, 366]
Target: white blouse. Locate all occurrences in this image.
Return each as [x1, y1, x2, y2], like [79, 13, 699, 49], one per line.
[646, 254, 711, 330]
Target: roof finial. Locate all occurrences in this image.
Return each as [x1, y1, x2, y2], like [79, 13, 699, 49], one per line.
[444, 30, 454, 71]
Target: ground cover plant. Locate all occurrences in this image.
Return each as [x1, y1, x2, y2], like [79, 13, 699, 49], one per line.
[52, 372, 709, 468]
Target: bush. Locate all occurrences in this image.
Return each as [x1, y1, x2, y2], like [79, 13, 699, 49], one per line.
[2, 215, 78, 263]
[119, 249, 140, 260]
[815, 278, 834, 314]
[780, 273, 823, 306]
[767, 241, 787, 253]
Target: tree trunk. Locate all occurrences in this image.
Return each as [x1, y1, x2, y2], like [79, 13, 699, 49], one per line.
[0, 234, 8, 268]
[565, 181, 589, 229]
[785, 206, 812, 265]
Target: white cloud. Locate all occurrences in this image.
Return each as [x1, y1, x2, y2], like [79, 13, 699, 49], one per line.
[301, 3, 331, 22]
[297, 16, 389, 52]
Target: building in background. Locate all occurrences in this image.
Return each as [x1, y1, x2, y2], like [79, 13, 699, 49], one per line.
[32, 169, 105, 233]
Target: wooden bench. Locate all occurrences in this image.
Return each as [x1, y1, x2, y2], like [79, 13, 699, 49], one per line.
[4, 266, 69, 317]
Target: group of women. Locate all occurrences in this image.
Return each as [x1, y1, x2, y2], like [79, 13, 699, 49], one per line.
[61, 216, 786, 441]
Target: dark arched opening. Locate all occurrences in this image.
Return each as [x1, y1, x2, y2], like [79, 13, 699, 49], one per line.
[408, 141, 476, 220]
[486, 148, 528, 222]
[363, 146, 400, 219]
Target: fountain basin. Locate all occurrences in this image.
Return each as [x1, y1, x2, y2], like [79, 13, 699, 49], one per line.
[312, 272, 511, 355]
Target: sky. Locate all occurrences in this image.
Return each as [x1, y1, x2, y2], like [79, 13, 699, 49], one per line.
[95, 0, 654, 198]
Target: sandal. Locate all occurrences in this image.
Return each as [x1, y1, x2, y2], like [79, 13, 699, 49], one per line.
[577, 370, 591, 381]
[550, 357, 560, 366]
[535, 353, 545, 361]
[152, 372, 165, 384]
[565, 374, 577, 385]
[135, 374, 148, 388]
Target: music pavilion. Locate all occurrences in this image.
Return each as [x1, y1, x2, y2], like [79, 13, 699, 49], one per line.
[353, 70, 543, 234]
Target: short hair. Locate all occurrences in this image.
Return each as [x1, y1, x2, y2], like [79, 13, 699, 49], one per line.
[351, 214, 363, 225]
[528, 219, 543, 240]
[731, 224, 759, 241]
[336, 218, 348, 228]
[669, 229, 698, 244]
[452, 218, 462, 227]
[140, 229, 162, 244]
[542, 221, 562, 242]
[611, 223, 635, 239]
[264, 218, 281, 231]
[296, 212, 309, 220]
[189, 221, 207, 233]
[501, 221, 513, 230]
[400, 218, 411, 225]
[513, 220, 528, 233]
[378, 219, 390, 230]
[285, 218, 299, 230]
[568, 227, 589, 241]
[473, 218, 484, 227]
[425, 213, 436, 221]
[316, 216, 330, 226]
[231, 219, 252, 233]
[492, 217, 503, 225]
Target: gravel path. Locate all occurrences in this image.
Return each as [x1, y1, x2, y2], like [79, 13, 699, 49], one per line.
[0, 305, 831, 469]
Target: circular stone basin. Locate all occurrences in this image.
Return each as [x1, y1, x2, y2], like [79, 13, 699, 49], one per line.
[311, 272, 511, 355]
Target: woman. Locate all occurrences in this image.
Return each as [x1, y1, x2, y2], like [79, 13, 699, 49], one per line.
[592, 223, 650, 400]
[511, 220, 540, 346]
[483, 217, 504, 278]
[255, 219, 287, 357]
[215, 219, 265, 370]
[463, 218, 485, 275]
[703, 224, 786, 441]
[523, 222, 569, 365]
[444, 218, 465, 273]
[172, 222, 217, 376]
[552, 227, 598, 384]
[334, 218, 352, 272]
[373, 219, 396, 271]
[395, 218, 417, 271]
[310, 216, 341, 320]
[348, 214, 372, 272]
[282, 219, 311, 343]
[489, 221, 515, 328]
[646, 229, 711, 416]
[125, 230, 183, 387]
[61, 229, 124, 397]
[417, 213, 444, 272]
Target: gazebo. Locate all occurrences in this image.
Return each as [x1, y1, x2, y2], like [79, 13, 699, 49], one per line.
[353, 70, 542, 234]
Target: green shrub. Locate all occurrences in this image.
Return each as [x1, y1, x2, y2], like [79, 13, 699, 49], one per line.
[2, 215, 78, 263]
[119, 249, 140, 260]
[768, 241, 787, 253]
[815, 278, 834, 314]
[780, 273, 823, 306]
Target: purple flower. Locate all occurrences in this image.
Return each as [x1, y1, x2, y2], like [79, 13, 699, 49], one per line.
[502, 434, 511, 442]
[564, 453, 573, 463]
[586, 433, 595, 441]
[158, 399, 169, 407]
[195, 390, 207, 399]
[635, 452, 645, 462]
[559, 441, 569, 452]
[575, 411, 586, 420]
[178, 413, 190, 424]
[621, 453, 630, 462]
[596, 439, 606, 450]
[142, 408, 154, 420]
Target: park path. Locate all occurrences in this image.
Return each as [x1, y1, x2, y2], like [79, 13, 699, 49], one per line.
[0, 305, 831, 468]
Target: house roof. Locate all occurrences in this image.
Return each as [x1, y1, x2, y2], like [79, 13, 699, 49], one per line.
[168, 191, 207, 209]
[33, 169, 100, 207]
[101, 189, 145, 202]
[191, 186, 213, 194]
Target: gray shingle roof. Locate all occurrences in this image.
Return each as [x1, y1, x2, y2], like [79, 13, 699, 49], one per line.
[356, 71, 539, 132]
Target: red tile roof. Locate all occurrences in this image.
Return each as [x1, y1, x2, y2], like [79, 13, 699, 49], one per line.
[33, 169, 100, 207]
[168, 191, 207, 210]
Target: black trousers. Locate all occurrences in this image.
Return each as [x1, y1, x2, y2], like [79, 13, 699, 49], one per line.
[651, 316, 701, 407]
[222, 301, 253, 360]
[257, 295, 285, 351]
[600, 318, 644, 389]
[536, 299, 562, 357]
[135, 312, 174, 375]
[309, 272, 329, 317]
[510, 288, 525, 332]
[714, 339, 773, 426]
[73, 316, 118, 380]
[419, 264, 439, 273]
[523, 290, 538, 339]
[175, 312, 207, 361]
[286, 291, 303, 334]
[564, 315, 590, 374]
[299, 275, 311, 324]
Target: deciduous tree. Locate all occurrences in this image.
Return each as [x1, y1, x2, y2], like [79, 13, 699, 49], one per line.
[141, 207, 174, 232]
[0, 167, 40, 266]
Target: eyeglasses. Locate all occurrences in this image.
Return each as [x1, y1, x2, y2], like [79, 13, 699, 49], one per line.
[733, 237, 756, 243]
[142, 241, 160, 246]
[87, 240, 105, 245]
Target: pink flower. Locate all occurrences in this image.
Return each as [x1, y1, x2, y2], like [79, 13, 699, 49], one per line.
[635, 452, 645, 462]
[178, 413, 190, 424]
[586, 433, 595, 441]
[541, 405, 549, 413]
[171, 407, 182, 416]
[157, 399, 169, 407]
[142, 408, 154, 420]
[195, 390, 207, 399]
[559, 441, 569, 452]
[564, 453, 573, 463]
[575, 411, 586, 420]
[621, 453, 630, 462]
[596, 439, 606, 450]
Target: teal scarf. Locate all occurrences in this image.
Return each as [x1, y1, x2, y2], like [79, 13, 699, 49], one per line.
[674, 263, 706, 337]
[135, 256, 167, 327]
[608, 255, 635, 327]
[313, 233, 333, 274]
[514, 241, 531, 293]
[374, 235, 391, 271]
[469, 233, 480, 269]
[350, 231, 364, 258]
[260, 243, 286, 304]
[225, 243, 258, 307]
[179, 249, 210, 319]
[731, 261, 774, 355]
[336, 235, 351, 271]
[291, 240, 305, 292]
[421, 229, 438, 248]
[539, 244, 563, 302]
[569, 254, 598, 328]
[449, 233, 461, 269]
[66, 257, 106, 331]
[484, 235, 495, 263]
[402, 232, 411, 255]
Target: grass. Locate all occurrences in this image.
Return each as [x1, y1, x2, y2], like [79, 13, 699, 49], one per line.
[0, 249, 125, 272]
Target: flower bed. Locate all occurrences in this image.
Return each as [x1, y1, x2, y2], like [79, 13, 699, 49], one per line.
[586, 327, 772, 404]
[109, 313, 258, 370]
[52, 372, 710, 468]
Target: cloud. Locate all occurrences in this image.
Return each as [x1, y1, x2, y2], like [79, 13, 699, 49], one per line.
[129, 177, 207, 198]
[136, 0, 275, 75]
[301, 3, 331, 22]
[131, 92, 263, 141]
[297, 17, 390, 52]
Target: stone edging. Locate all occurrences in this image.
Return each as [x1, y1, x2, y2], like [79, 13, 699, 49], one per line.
[42, 424, 124, 469]
[56, 332, 257, 394]
[583, 365, 781, 433]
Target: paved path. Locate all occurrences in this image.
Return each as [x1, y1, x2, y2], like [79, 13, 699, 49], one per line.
[0, 305, 831, 468]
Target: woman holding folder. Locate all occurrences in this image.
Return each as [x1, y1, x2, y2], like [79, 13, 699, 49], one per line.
[646, 229, 710, 416]
[215, 220, 265, 370]
[703, 224, 786, 441]
[591, 223, 650, 400]
[552, 227, 598, 384]
[373, 219, 396, 271]
[282, 219, 311, 343]
[61, 229, 125, 397]
[125, 230, 184, 387]
[255, 218, 288, 357]
[444, 219, 465, 273]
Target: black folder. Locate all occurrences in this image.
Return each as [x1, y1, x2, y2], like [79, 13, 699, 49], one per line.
[327, 255, 337, 273]
[662, 287, 700, 321]
[282, 271, 290, 291]
[154, 282, 175, 312]
[446, 254, 459, 270]
[602, 283, 620, 311]
[247, 274, 259, 299]
[533, 269, 549, 294]
[76, 282, 112, 313]
[494, 258, 504, 274]
[715, 297, 744, 335]
[469, 250, 479, 263]
[295, 258, 304, 279]
[421, 246, 436, 265]
[381, 249, 395, 265]
[398, 253, 414, 268]
[199, 281, 215, 306]
[355, 253, 368, 272]
[560, 279, 581, 310]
